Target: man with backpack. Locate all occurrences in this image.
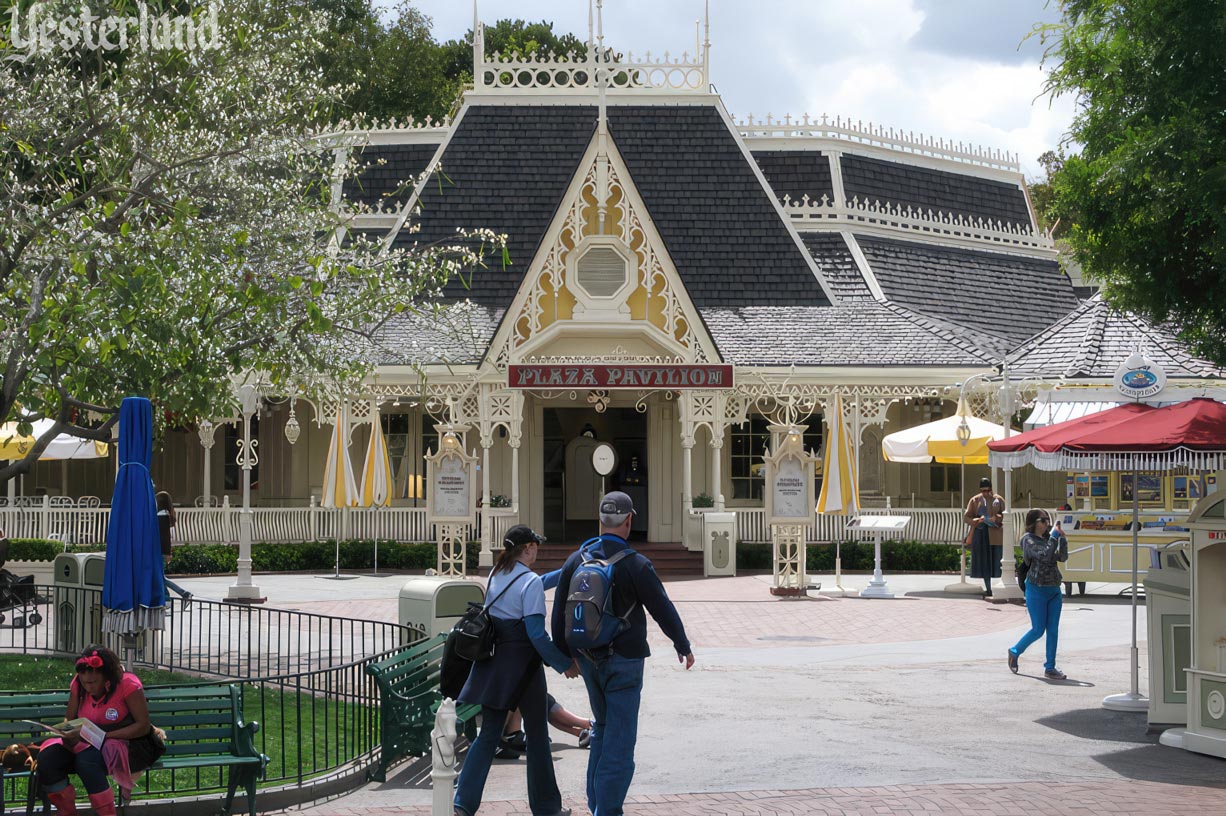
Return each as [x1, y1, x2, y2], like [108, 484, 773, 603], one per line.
[550, 491, 695, 816]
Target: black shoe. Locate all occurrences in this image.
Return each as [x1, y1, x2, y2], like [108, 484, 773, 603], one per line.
[1008, 650, 1019, 674]
[1044, 668, 1067, 680]
[496, 730, 525, 759]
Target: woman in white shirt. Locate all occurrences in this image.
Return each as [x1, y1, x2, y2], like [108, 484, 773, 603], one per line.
[453, 525, 576, 816]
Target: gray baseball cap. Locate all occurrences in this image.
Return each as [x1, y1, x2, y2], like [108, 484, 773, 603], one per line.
[598, 491, 636, 525]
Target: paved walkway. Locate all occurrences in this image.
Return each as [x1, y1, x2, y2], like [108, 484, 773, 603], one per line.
[175, 572, 1225, 816]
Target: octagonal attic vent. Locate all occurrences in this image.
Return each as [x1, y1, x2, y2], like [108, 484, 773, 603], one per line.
[575, 246, 628, 298]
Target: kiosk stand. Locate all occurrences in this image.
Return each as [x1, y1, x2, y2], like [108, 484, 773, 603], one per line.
[762, 424, 817, 597]
[846, 516, 910, 599]
[424, 424, 479, 577]
[1162, 491, 1226, 758]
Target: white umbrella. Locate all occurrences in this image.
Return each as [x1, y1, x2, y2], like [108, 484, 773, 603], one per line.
[817, 393, 859, 593]
[320, 406, 358, 580]
[360, 404, 393, 574]
[882, 398, 1008, 592]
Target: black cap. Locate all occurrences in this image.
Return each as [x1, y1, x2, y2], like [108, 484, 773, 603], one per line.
[503, 524, 545, 548]
[979, 477, 992, 489]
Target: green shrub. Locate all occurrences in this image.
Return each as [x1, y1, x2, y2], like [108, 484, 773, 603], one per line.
[162, 539, 481, 574]
[736, 539, 962, 572]
[4, 539, 105, 561]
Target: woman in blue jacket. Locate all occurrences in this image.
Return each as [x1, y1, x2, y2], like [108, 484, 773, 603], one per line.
[1008, 509, 1070, 680]
[454, 524, 576, 816]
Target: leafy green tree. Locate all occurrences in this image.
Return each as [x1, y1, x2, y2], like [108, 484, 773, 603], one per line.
[0, 0, 495, 482]
[1039, 0, 1226, 364]
[439, 18, 590, 88]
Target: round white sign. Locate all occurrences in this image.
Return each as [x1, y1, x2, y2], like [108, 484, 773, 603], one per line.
[592, 443, 617, 476]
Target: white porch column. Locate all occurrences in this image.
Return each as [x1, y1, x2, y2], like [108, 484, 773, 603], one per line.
[710, 435, 724, 511]
[479, 439, 493, 567]
[197, 420, 217, 506]
[994, 371, 1022, 602]
[682, 439, 694, 513]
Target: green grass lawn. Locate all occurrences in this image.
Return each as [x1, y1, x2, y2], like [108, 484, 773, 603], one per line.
[0, 654, 378, 804]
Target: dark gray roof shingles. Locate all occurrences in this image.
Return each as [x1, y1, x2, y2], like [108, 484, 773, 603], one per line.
[342, 144, 440, 211]
[858, 236, 1076, 345]
[842, 155, 1031, 228]
[752, 150, 834, 205]
[801, 234, 873, 302]
[389, 106, 597, 305]
[608, 106, 829, 308]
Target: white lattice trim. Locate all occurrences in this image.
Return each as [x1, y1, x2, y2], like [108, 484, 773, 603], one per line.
[737, 113, 1018, 172]
[784, 196, 1053, 252]
[991, 447, 1226, 473]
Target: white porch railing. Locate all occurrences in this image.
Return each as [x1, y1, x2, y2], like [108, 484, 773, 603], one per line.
[736, 507, 974, 545]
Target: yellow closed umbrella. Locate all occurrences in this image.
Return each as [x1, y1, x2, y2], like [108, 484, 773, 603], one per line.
[817, 392, 859, 514]
[321, 407, 358, 509]
[360, 405, 393, 575]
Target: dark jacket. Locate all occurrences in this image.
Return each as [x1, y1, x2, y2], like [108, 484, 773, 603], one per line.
[1021, 530, 1068, 587]
[550, 533, 691, 660]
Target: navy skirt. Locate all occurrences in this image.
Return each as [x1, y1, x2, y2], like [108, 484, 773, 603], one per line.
[458, 617, 543, 711]
[969, 524, 1002, 579]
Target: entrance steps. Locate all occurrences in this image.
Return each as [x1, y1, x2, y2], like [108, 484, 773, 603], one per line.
[535, 541, 705, 577]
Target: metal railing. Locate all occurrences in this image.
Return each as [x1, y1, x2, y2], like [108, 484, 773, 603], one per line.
[1, 587, 419, 809]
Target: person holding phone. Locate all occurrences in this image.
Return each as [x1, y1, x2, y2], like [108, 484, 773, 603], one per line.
[1008, 510, 1070, 679]
[964, 477, 1005, 597]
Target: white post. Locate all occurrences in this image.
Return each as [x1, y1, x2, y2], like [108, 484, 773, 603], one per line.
[226, 384, 264, 603]
[994, 366, 1023, 602]
[431, 698, 459, 815]
[39, 494, 49, 539]
[681, 439, 694, 514]
[510, 442, 520, 514]
[479, 440, 493, 567]
[310, 495, 319, 541]
[198, 420, 216, 507]
[1103, 468, 1148, 710]
[710, 434, 724, 511]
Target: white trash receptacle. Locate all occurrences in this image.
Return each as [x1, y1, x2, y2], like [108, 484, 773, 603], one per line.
[398, 576, 485, 639]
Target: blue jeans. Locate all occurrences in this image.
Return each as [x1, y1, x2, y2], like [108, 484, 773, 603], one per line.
[454, 668, 561, 816]
[1011, 582, 1063, 671]
[578, 653, 644, 816]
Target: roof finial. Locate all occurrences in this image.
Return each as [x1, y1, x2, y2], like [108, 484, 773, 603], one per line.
[588, 0, 595, 53]
[702, 0, 711, 89]
[471, 0, 484, 89]
[596, 0, 604, 52]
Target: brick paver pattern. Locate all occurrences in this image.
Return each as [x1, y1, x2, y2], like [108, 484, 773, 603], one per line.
[292, 780, 1225, 815]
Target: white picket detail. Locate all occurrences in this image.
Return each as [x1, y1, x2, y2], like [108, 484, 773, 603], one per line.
[736, 507, 970, 545]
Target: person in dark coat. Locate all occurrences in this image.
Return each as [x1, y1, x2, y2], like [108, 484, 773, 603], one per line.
[155, 492, 192, 605]
[453, 525, 576, 816]
[964, 477, 1005, 597]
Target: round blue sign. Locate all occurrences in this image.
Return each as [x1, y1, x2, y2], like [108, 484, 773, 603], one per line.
[1122, 369, 1158, 390]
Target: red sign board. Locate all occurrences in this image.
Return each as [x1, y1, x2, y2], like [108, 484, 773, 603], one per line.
[508, 364, 733, 390]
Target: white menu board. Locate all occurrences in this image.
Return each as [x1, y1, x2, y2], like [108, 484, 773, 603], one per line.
[432, 454, 471, 521]
[771, 457, 810, 521]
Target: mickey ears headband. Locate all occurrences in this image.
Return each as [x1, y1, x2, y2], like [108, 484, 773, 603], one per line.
[76, 652, 103, 669]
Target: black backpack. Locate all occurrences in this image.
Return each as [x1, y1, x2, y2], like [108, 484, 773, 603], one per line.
[447, 571, 529, 663]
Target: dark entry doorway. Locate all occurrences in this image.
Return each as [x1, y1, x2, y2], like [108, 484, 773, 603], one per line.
[542, 407, 648, 542]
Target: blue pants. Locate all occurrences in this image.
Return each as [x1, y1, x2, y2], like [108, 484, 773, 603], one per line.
[454, 667, 561, 816]
[578, 653, 644, 816]
[1011, 582, 1063, 671]
[37, 743, 109, 794]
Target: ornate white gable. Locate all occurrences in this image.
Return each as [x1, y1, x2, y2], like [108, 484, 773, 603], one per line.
[487, 131, 720, 370]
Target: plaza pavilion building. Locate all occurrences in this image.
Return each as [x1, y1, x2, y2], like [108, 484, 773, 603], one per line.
[17, 19, 1224, 558]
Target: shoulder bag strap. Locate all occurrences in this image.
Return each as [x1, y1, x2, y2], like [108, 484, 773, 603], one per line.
[484, 570, 531, 610]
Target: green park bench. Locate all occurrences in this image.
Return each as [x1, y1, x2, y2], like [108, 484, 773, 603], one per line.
[0, 684, 268, 816]
[364, 634, 480, 783]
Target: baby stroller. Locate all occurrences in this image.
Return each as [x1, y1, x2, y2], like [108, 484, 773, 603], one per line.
[0, 535, 45, 628]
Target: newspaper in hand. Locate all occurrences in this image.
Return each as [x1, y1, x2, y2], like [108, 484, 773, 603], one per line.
[22, 718, 105, 749]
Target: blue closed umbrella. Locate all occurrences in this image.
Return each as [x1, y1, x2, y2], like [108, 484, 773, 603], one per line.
[102, 397, 167, 634]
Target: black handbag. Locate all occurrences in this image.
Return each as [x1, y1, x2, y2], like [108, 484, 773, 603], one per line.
[126, 726, 166, 773]
[1016, 559, 1030, 590]
[449, 572, 529, 663]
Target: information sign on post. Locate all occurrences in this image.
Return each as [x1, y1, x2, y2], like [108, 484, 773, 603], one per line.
[762, 424, 818, 596]
[424, 424, 478, 576]
[845, 515, 911, 599]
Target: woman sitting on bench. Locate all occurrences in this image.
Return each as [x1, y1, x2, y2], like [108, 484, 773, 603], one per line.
[37, 645, 152, 816]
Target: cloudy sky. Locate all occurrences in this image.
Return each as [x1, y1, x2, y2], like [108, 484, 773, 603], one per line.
[397, 1, 1075, 179]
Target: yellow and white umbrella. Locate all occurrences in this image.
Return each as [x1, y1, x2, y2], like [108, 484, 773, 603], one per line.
[360, 408, 393, 508]
[0, 418, 109, 460]
[359, 405, 393, 574]
[321, 407, 358, 509]
[817, 393, 859, 514]
[881, 398, 1007, 464]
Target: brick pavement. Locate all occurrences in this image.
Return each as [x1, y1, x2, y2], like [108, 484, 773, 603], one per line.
[285, 576, 1030, 650]
[289, 780, 1225, 815]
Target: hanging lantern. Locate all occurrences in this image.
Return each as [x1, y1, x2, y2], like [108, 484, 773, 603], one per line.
[284, 399, 301, 445]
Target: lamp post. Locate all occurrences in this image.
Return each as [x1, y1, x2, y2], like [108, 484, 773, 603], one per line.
[226, 383, 266, 603]
[956, 371, 1023, 602]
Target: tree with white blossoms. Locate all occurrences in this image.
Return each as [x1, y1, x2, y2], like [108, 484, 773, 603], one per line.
[0, 0, 501, 483]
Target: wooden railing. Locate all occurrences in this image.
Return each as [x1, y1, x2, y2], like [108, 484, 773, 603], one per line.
[736, 507, 978, 545]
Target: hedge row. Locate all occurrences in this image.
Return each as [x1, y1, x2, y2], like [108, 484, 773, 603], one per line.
[736, 540, 965, 572]
[4, 538, 480, 573]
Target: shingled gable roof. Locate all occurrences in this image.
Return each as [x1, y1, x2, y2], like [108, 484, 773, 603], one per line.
[841, 154, 1032, 228]
[342, 143, 440, 212]
[388, 105, 597, 305]
[801, 233, 873, 302]
[607, 106, 831, 308]
[701, 300, 997, 367]
[1005, 294, 1225, 380]
[856, 236, 1076, 345]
